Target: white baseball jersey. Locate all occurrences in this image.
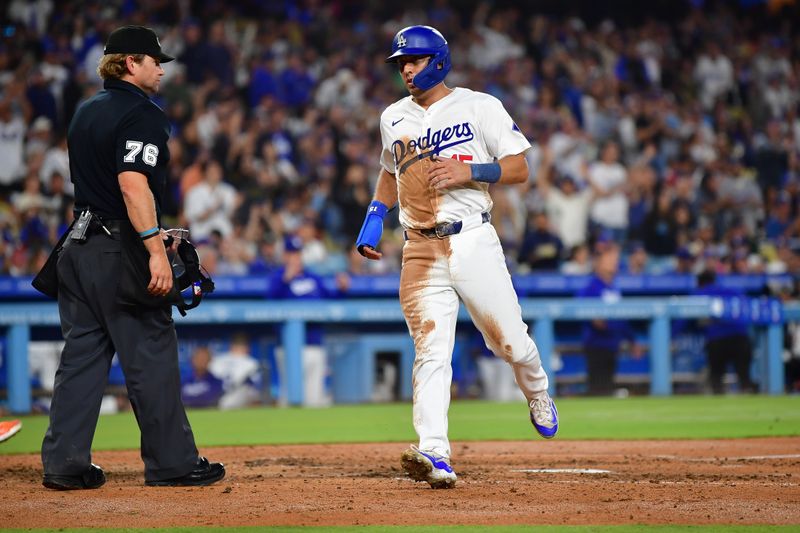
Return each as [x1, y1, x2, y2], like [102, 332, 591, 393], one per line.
[379, 87, 531, 229]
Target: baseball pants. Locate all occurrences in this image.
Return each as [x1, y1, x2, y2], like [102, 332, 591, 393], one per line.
[400, 221, 549, 458]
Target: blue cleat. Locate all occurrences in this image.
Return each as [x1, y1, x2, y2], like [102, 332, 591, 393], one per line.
[400, 445, 457, 489]
[530, 393, 558, 439]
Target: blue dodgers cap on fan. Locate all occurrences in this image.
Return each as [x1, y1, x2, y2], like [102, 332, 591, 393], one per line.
[284, 235, 303, 252]
[593, 230, 619, 253]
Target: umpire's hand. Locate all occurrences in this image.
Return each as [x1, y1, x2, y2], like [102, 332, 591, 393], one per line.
[148, 249, 174, 296]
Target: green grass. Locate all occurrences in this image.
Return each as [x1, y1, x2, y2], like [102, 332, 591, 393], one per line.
[2, 395, 798, 455]
[3, 526, 799, 533]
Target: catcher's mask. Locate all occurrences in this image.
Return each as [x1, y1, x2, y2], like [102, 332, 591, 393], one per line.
[385, 25, 451, 91]
[167, 231, 214, 316]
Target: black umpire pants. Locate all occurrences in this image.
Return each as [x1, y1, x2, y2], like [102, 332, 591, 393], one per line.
[41, 228, 199, 482]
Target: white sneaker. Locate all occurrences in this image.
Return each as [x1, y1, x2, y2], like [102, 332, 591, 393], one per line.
[530, 393, 559, 439]
[400, 445, 457, 489]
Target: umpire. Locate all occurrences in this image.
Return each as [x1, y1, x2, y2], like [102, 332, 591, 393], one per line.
[41, 26, 224, 489]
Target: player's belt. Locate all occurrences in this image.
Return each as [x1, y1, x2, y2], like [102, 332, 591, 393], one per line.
[409, 212, 491, 239]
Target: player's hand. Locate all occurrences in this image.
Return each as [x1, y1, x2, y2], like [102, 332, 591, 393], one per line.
[358, 244, 383, 261]
[429, 154, 472, 190]
[148, 252, 174, 296]
[356, 201, 387, 260]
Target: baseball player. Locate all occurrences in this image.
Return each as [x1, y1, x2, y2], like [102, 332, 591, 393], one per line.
[355, 25, 558, 489]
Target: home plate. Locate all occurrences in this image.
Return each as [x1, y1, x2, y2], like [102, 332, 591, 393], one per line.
[512, 468, 613, 474]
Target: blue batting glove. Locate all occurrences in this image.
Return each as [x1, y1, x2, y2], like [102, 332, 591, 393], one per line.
[356, 201, 388, 256]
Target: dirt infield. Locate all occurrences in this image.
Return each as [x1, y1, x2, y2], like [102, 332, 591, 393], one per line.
[2, 438, 799, 528]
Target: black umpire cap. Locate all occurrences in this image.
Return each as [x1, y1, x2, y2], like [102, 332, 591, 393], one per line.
[104, 26, 175, 63]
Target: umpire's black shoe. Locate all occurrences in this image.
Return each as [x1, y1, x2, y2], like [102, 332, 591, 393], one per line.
[43, 464, 106, 490]
[145, 456, 225, 487]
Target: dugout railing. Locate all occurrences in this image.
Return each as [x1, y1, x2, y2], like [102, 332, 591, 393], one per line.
[0, 296, 792, 413]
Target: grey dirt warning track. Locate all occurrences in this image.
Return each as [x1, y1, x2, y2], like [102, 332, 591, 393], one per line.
[1, 438, 799, 528]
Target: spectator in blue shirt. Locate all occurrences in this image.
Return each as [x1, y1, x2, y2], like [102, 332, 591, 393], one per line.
[694, 269, 756, 394]
[622, 241, 649, 274]
[518, 209, 564, 271]
[268, 235, 339, 406]
[177, 20, 208, 84]
[248, 53, 278, 108]
[578, 239, 644, 395]
[671, 246, 696, 275]
[181, 346, 224, 408]
[764, 191, 794, 241]
[248, 235, 280, 275]
[205, 21, 235, 88]
[278, 53, 315, 111]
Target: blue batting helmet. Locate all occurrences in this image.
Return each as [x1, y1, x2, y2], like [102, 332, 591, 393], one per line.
[385, 25, 451, 91]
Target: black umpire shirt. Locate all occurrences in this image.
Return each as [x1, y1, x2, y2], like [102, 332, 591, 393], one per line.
[68, 78, 170, 222]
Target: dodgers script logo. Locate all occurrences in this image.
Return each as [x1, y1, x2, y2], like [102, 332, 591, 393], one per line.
[392, 122, 474, 174]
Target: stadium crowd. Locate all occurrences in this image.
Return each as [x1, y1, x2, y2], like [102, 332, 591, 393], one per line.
[0, 0, 799, 281]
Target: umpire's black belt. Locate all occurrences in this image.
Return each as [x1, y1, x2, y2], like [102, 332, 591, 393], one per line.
[73, 209, 126, 236]
[406, 212, 491, 240]
[98, 219, 124, 231]
[84, 217, 125, 237]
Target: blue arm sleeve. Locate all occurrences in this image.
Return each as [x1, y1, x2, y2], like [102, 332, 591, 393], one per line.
[355, 201, 388, 255]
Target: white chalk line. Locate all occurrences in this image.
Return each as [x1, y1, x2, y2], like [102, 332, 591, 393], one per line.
[394, 476, 800, 487]
[654, 453, 800, 462]
[511, 468, 613, 474]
